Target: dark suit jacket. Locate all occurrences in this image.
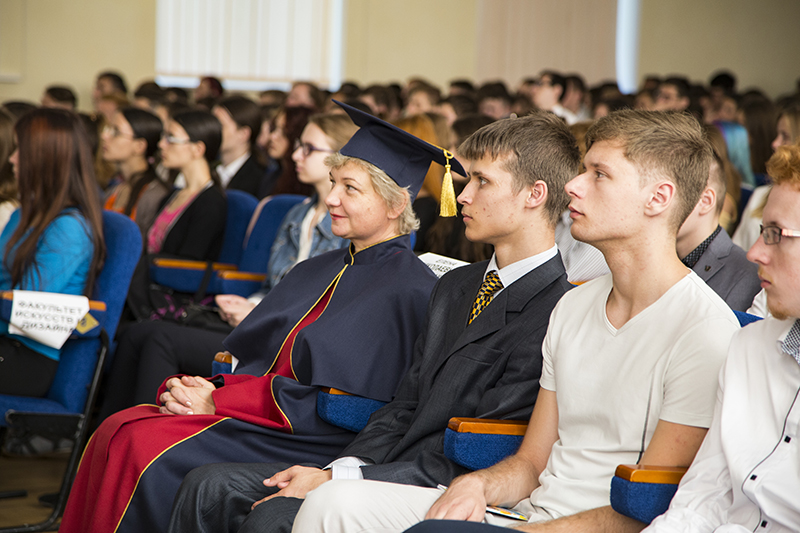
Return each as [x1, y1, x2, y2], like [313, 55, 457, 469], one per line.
[693, 229, 760, 312]
[341, 254, 571, 487]
[227, 154, 266, 198]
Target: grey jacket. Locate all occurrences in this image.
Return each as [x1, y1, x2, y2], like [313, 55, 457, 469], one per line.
[693, 229, 760, 312]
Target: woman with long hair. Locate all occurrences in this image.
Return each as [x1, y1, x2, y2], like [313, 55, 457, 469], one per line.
[258, 105, 315, 198]
[125, 109, 227, 321]
[148, 109, 226, 260]
[0, 108, 105, 397]
[101, 107, 169, 235]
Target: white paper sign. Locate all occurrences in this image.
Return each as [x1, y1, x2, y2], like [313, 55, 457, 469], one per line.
[417, 253, 470, 278]
[8, 291, 90, 349]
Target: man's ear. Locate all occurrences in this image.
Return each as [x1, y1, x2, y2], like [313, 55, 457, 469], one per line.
[644, 180, 676, 217]
[695, 186, 717, 216]
[525, 180, 548, 209]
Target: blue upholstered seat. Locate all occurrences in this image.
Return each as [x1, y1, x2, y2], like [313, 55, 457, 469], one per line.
[316, 389, 387, 433]
[442, 418, 527, 471]
[150, 194, 305, 297]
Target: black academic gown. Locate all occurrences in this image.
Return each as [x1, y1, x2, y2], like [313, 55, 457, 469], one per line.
[60, 235, 436, 533]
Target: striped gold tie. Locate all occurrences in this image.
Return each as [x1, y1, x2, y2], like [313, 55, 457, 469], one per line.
[469, 270, 503, 324]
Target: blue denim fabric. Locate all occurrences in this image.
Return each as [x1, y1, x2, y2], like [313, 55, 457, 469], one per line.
[254, 196, 348, 299]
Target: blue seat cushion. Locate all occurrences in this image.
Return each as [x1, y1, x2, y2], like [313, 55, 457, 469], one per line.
[316, 391, 386, 433]
[443, 428, 523, 471]
[610, 475, 678, 524]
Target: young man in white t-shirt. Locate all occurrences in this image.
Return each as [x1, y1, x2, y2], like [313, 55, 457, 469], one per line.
[290, 110, 741, 533]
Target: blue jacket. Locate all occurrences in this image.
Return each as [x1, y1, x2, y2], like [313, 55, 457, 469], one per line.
[0, 208, 94, 360]
[257, 196, 348, 297]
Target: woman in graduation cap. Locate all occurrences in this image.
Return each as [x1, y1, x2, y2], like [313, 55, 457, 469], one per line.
[60, 102, 465, 533]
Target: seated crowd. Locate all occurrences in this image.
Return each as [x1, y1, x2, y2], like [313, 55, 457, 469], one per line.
[0, 67, 798, 533]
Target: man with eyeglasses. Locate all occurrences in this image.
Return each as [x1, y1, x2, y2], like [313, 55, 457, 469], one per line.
[644, 144, 800, 533]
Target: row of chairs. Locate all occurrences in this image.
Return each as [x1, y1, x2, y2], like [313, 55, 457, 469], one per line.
[0, 192, 306, 532]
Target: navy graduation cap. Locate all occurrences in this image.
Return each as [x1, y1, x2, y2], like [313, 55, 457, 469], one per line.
[334, 100, 465, 216]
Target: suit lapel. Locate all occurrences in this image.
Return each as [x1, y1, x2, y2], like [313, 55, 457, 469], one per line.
[432, 254, 567, 375]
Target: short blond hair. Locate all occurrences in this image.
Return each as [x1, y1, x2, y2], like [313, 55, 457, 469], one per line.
[325, 152, 420, 235]
[586, 110, 711, 230]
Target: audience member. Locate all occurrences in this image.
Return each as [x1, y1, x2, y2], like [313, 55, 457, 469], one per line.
[59, 101, 440, 533]
[0, 108, 19, 232]
[645, 143, 800, 533]
[0, 109, 105, 398]
[438, 95, 478, 126]
[653, 77, 691, 111]
[563, 74, 591, 122]
[1, 101, 37, 120]
[531, 70, 577, 124]
[703, 124, 742, 233]
[406, 84, 442, 115]
[132, 81, 167, 113]
[194, 76, 224, 102]
[285, 81, 323, 109]
[97, 112, 355, 421]
[261, 106, 315, 198]
[41, 85, 77, 110]
[714, 120, 757, 188]
[476, 82, 513, 120]
[739, 94, 777, 182]
[393, 114, 446, 251]
[292, 110, 740, 533]
[676, 153, 760, 311]
[125, 109, 227, 321]
[259, 89, 287, 107]
[92, 70, 127, 111]
[359, 84, 396, 119]
[168, 110, 579, 533]
[448, 79, 476, 98]
[212, 96, 267, 197]
[101, 107, 169, 235]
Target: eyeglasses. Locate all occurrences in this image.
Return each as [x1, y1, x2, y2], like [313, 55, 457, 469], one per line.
[293, 141, 334, 158]
[760, 224, 800, 245]
[102, 125, 134, 139]
[162, 134, 193, 145]
[533, 79, 553, 87]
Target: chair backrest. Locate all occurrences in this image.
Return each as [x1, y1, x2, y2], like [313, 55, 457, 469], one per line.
[238, 194, 306, 273]
[217, 190, 258, 265]
[45, 211, 141, 412]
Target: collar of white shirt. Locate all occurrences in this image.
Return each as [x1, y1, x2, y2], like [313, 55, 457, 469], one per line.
[484, 245, 559, 296]
[216, 152, 250, 188]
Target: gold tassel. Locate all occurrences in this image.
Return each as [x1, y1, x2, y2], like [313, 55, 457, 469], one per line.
[439, 149, 457, 217]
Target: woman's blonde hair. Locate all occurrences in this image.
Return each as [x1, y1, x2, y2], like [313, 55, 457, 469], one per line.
[325, 152, 420, 235]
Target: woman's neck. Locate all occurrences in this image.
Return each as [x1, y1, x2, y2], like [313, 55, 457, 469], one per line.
[181, 160, 213, 192]
[119, 157, 149, 181]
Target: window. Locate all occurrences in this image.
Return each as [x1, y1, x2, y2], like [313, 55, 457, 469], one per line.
[154, 0, 344, 91]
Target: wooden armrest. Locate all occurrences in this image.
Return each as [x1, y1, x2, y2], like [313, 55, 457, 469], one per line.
[1, 291, 106, 311]
[217, 271, 267, 282]
[151, 258, 237, 271]
[320, 387, 352, 396]
[214, 351, 233, 364]
[614, 464, 688, 484]
[447, 417, 528, 436]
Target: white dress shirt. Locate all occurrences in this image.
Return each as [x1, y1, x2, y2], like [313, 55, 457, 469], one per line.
[645, 317, 800, 533]
[216, 152, 250, 188]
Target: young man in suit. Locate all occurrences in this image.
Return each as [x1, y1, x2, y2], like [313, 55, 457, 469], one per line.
[292, 111, 741, 533]
[167, 111, 580, 533]
[676, 153, 760, 311]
